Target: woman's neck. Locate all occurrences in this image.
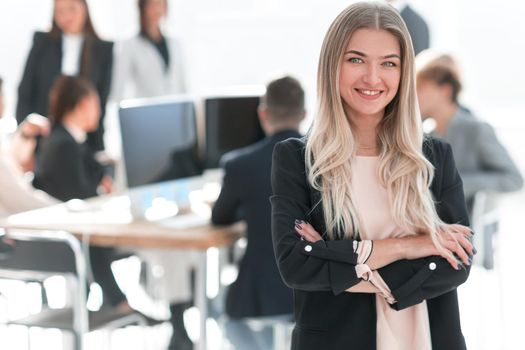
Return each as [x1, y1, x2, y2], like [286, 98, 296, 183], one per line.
[144, 26, 162, 42]
[350, 112, 381, 156]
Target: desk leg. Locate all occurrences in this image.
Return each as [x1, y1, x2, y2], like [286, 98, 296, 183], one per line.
[195, 249, 208, 350]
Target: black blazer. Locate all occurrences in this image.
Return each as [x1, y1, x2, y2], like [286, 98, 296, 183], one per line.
[33, 124, 104, 202]
[16, 31, 113, 151]
[211, 130, 300, 318]
[271, 137, 470, 350]
[400, 5, 430, 55]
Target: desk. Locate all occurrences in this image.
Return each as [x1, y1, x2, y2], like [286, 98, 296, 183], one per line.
[0, 194, 243, 350]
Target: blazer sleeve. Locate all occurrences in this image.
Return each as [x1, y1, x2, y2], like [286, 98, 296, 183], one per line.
[88, 40, 114, 151]
[211, 159, 241, 225]
[16, 32, 44, 124]
[0, 155, 57, 214]
[271, 140, 362, 295]
[170, 38, 187, 93]
[96, 41, 114, 111]
[377, 141, 472, 310]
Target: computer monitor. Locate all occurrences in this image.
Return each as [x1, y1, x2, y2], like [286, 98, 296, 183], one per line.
[204, 95, 265, 168]
[119, 97, 202, 188]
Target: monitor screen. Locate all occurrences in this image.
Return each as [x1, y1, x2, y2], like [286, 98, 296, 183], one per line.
[204, 96, 265, 168]
[119, 98, 202, 188]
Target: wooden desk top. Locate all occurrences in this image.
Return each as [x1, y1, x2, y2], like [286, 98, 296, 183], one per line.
[0, 195, 244, 250]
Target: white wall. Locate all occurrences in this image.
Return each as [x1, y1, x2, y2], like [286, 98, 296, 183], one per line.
[1, 0, 524, 127]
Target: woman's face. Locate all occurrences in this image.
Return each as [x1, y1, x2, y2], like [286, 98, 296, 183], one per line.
[144, 0, 167, 28]
[416, 79, 449, 119]
[79, 93, 100, 132]
[54, 0, 87, 35]
[339, 29, 401, 122]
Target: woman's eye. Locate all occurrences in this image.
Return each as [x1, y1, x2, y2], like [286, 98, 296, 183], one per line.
[383, 61, 397, 68]
[348, 57, 363, 64]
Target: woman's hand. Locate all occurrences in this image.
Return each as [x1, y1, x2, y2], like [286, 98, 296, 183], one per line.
[403, 224, 474, 270]
[99, 175, 114, 194]
[294, 220, 323, 242]
[19, 113, 51, 138]
[436, 224, 475, 269]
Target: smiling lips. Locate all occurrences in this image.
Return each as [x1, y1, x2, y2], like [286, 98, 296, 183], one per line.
[355, 88, 383, 100]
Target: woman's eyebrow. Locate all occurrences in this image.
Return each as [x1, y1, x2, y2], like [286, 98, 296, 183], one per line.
[344, 50, 400, 60]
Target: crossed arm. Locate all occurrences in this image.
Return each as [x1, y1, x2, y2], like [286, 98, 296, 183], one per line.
[271, 139, 474, 310]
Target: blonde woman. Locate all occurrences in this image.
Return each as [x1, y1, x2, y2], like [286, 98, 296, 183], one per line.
[271, 2, 474, 350]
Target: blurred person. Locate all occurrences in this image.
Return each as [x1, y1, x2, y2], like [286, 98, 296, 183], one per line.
[111, 0, 186, 101]
[211, 76, 304, 350]
[416, 51, 523, 269]
[416, 51, 523, 211]
[271, 2, 474, 349]
[0, 77, 58, 256]
[32, 75, 146, 318]
[111, 2, 194, 348]
[387, 0, 429, 55]
[17, 0, 113, 152]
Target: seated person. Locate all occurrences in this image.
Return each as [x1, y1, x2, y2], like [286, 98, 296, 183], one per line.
[0, 77, 57, 255]
[212, 76, 305, 350]
[32, 75, 140, 316]
[416, 51, 523, 268]
[415, 51, 523, 211]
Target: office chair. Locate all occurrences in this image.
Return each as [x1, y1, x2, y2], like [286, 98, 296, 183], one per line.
[0, 229, 146, 350]
[470, 191, 500, 270]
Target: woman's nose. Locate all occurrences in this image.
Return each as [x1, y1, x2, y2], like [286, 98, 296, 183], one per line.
[362, 65, 381, 85]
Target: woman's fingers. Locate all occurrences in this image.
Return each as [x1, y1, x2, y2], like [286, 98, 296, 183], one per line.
[440, 250, 460, 270]
[294, 220, 322, 242]
[449, 224, 474, 238]
[442, 231, 470, 266]
[456, 233, 474, 256]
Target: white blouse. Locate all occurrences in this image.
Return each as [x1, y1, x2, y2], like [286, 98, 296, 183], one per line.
[351, 156, 432, 350]
[61, 34, 84, 75]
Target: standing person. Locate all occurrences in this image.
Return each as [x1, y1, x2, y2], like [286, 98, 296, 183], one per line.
[387, 0, 429, 55]
[271, 2, 474, 350]
[111, 0, 186, 101]
[111, 2, 193, 349]
[17, 0, 113, 152]
[212, 76, 305, 349]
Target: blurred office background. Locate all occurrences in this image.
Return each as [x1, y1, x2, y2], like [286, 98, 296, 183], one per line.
[0, 0, 524, 349]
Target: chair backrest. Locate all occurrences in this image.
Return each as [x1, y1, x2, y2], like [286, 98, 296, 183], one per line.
[470, 191, 501, 269]
[0, 229, 89, 344]
[0, 237, 77, 275]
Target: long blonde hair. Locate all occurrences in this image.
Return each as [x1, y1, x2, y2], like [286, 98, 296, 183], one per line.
[306, 2, 446, 247]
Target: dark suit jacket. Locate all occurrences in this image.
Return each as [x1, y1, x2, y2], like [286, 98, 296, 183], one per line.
[271, 137, 470, 350]
[33, 124, 104, 201]
[17, 31, 113, 151]
[400, 5, 430, 55]
[211, 129, 299, 318]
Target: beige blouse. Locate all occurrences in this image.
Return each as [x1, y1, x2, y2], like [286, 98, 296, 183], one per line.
[351, 156, 432, 350]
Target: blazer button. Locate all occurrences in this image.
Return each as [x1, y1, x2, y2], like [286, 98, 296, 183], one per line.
[304, 245, 312, 252]
[429, 262, 437, 271]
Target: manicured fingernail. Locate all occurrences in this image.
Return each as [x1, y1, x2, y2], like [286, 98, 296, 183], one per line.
[300, 220, 306, 224]
[473, 248, 477, 255]
[294, 219, 301, 225]
[470, 230, 475, 235]
[295, 224, 302, 230]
